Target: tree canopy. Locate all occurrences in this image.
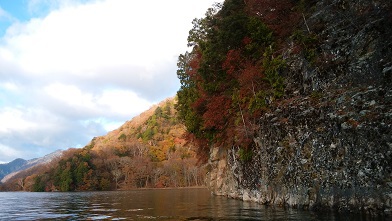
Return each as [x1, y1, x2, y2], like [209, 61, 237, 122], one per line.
[176, 0, 302, 161]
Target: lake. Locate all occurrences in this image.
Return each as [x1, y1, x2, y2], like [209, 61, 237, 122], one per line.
[0, 188, 385, 220]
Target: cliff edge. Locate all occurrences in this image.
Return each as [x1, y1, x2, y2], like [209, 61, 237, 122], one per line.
[207, 0, 391, 216]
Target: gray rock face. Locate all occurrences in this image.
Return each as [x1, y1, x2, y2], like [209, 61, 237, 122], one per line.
[208, 87, 391, 215]
[264, 88, 390, 210]
[207, 0, 391, 216]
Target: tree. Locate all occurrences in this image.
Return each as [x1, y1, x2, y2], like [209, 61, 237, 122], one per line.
[75, 162, 89, 188]
[107, 157, 123, 190]
[244, 0, 301, 39]
[17, 178, 25, 190]
[3, 97, 204, 191]
[132, 156, 153, 188]
[60, 167, 72, 192]
[111, 169, 123, 190]
[176, 0, 281, 160]
[32, 175, 46, 192]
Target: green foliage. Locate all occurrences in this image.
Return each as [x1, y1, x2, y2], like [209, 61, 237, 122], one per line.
[99, 178, 111, 191]
[154, 106, 163, 118]
[292, 30, 317, 45]
[85, 137, 96, 150]
[175, 0, 291, 160]
[141, 127, 154, 141]
[295, 0, 318, 14]
[163, 103, 171, 117]
[245, 17, 274, 59]
[51, 150, 94, 191]
[32, 175, 46, 192]
[263, 54, 286, 98]
[59, 168, 72, 191]
[310, 91, 323, 104]
[139, 110, 166, 142]
[291, 30, 319, 63]
[238, 148, 253, 162]
[175, 52, 204, 136]
[12, 98, 206, 192]
[118, 133, 127, 141]
[310, 91, 323, 99]
[75, 162, 88, 186]
[305, 48, 316, 63]
[248, 91, 268, 112]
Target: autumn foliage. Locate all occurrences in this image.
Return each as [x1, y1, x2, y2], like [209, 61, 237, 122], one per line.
[244, 0, 301, 39]
[176, 0, 305, 161]
[1, 0, 313, 191]
[3, 98, 206, 191]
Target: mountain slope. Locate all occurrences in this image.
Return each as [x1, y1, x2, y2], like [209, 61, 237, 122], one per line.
[0, 159, 27, 181]
[2, 97, 205, 191]
[1, 150, 63, 183]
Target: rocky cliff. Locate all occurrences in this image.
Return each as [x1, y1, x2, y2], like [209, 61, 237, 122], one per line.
[207, 0, 391, 216]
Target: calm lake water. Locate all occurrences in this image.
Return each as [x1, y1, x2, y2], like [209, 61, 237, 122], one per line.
[0, 188, 385, 220]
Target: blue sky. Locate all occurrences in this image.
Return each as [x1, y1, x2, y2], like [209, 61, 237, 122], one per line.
[0, 0, 52, 35]
[0, 0, 221, 163]
[0, 0, 28, 20]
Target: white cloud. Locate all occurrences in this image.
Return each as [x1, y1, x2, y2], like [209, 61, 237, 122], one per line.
[98, 89, 152, 117]
[0, 108, 37, 133]
[0, 82, 19, 92]
[0, 143, 22, 162]
[44, 83, 97, 110]
[43, 83, 153, 118]
[0, 105, 107, 160]
[3, 0, 212, 78]
[0, 0, 220, 162]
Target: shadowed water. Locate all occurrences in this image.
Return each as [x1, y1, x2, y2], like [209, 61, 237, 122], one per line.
[0, 188, 385, 220]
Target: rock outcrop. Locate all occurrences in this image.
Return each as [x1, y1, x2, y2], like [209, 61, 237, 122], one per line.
[207, 0, 391, 216]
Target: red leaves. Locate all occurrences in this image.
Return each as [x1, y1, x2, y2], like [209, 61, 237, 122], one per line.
[192, 96, 207, 115]
[222, 48, 265, 99]
[244, 0, 300, 39]
[177, 0, 304, 159]
[222, 49, 242, 76]
[188, 50, 202, 78]
[239, 62, 264, 92]
[202, 95, 232, 130]
[242, 36, 252, 45]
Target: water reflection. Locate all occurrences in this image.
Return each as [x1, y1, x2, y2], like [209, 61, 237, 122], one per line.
[0, 189, 388, 220]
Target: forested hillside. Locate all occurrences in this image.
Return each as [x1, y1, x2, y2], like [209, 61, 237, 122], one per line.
[2, 98, 205, 191]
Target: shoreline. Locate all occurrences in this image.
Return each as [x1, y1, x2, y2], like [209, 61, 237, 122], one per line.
[0, 186, 209, 193]
[116, 186, 208, 191]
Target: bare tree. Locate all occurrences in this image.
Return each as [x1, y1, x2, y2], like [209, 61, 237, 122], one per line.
[111, 169, 123, 190]
[107, 157, 123, 190]
[17, 178, 25, 190]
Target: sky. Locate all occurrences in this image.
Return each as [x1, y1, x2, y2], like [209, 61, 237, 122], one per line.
[0, 0, 220, 163]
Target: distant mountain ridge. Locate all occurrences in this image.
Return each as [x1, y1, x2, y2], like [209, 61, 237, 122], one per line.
[0, 150, 63, 183]
[0, 158, 28, 182]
